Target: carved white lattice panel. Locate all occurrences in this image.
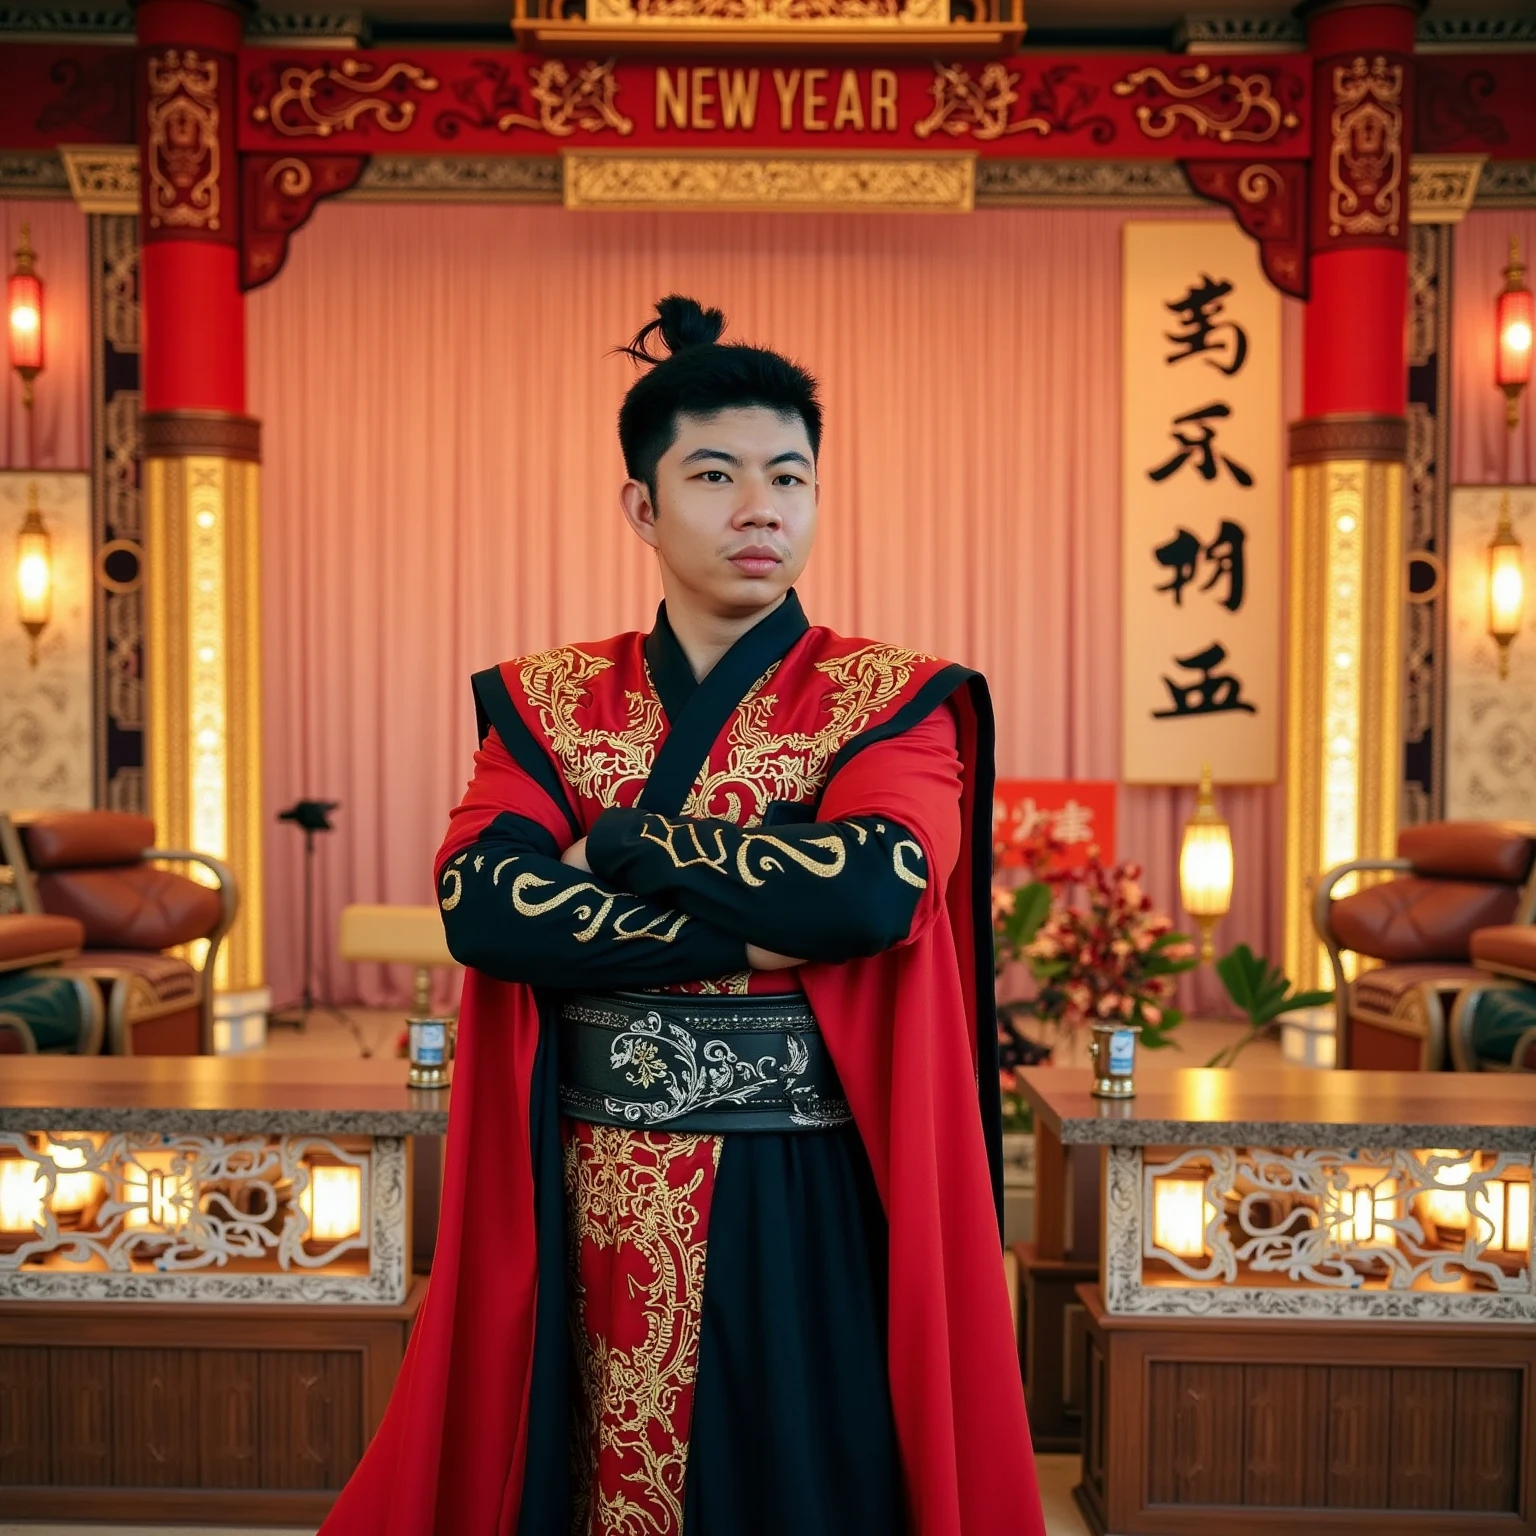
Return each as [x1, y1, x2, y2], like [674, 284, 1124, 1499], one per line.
[0, 1132, 407, 1305]
[1105, 1144, 1536, 1322]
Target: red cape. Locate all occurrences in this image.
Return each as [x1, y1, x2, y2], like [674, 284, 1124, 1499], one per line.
[322, 663, 1043, 1536]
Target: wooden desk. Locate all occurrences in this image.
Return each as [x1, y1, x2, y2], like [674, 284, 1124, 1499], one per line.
[0, 1055, 450, 1524]
[1018, 1068, 1536, 1536]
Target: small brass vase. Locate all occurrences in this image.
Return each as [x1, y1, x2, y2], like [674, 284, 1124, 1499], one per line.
[1088, 1021, 1141, 1099]
[406, 1016, 455, 1090]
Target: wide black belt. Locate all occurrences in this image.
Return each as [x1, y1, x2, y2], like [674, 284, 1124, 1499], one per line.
[557, 989, 851, 1134]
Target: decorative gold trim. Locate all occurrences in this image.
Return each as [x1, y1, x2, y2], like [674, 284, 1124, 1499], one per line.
[59, 144, 139, 214]
[562, 148, 974, 211]
[251, 58, 441, 138]
[513, 0, 1022, 55]
[145, 49, 222, 232]
[1111, 63, 1301, 145]
[146, 453, 265, 998]
[143, 410, 262, 462]
[1327, 54, 1405, 239]
[1409, 153, 1487, 225]
[1283, 456, 1404, 994]
[1288, 413, 1407, 466]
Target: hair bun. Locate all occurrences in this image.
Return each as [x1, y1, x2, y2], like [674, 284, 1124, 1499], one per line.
[655, 294, 726, 352]
[618, 294, 727, 366]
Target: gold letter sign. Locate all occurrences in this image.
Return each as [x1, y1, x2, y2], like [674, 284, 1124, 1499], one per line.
[1121, 220, 1282, 785]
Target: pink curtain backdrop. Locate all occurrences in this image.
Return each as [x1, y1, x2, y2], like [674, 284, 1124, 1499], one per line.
[1452, 209, 1536, 486]
[0, 200, 90, 473]
[248, 202, 1301, 1017]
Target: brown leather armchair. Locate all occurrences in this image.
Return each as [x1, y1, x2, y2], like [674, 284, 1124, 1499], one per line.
[1313, 821, 1536, 1070]
[0, 811, 237, 1055]
[0, 912, 102, 1054]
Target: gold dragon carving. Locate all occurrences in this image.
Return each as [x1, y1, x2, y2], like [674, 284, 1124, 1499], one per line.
[251, 58, 441, 138]
[1111, 63, 1300, 145]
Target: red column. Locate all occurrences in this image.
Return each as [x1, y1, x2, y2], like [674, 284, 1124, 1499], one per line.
[1301, 0, 1418, 418]
[137, 0, 246, 415]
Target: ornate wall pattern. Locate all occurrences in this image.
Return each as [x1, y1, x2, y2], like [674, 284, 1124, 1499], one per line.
[1446, 485, 1536, 821]
[0, 473, 93, 812]
[1403, 222, 1452, 825]
[89, 212, 144, 813]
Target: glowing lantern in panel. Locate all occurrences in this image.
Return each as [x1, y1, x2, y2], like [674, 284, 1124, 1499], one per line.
[122, 1152, 194, 1231]
[7, 222, 42, 408]
[1340, 1169, 1399, 1248]
[1416, 1150, 1476, 1237]
[299, 1162, 363, 1243]
[1474, 1180, 1532, 1256]
[1152, 1176, 1216, 1259]
[1178, 764, 1234, 965]
[43, 1139, 99, 1216]
[0, 1159, 44, 1233]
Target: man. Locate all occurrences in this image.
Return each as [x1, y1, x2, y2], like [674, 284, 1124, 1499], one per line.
[322, 296, 1044, 1535]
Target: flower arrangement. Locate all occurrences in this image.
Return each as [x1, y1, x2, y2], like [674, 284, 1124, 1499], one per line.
[993, 821, 1199, 1129]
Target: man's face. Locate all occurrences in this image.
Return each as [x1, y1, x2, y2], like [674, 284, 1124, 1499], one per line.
[620, 405, 818, 619]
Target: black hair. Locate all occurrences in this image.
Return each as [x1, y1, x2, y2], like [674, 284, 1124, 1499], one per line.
[616, 295, 823, 498]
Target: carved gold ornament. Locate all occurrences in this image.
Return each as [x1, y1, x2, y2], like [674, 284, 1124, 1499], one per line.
[1112, 63, 1299, 145]
[586, 0, 945, 19]
[1327, 55, 1405, 238]
[562, 149, 973, 212]
[59, 145, 139, 215]
[251, 58, 441, 139]
[915, 63, 1046, 142]
[146, 49, 220, 230]
[1408, 154, 1487, 226]
[498, 60, 633, 137]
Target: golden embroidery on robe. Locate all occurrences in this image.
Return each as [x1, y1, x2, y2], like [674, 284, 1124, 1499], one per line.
[565, 1125, 723, 1536]
[519, 646, 667, 810]
[685, 644, 930, 824]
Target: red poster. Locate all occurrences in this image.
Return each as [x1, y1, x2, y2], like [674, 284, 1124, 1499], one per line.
[992, 780, 1116, 871]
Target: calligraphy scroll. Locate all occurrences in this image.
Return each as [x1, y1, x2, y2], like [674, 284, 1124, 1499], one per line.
[1121, 219, 1281, 784]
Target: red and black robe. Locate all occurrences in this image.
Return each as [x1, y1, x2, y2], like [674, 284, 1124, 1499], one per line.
[320, 591, 1044, 1536]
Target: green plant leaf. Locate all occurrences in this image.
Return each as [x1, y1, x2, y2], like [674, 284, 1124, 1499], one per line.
[1006, 880, 1053, 948]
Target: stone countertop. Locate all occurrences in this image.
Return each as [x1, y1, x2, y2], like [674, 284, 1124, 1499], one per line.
[0, 1057, 451, 1135]
[1017, 1067, 1536, 1152]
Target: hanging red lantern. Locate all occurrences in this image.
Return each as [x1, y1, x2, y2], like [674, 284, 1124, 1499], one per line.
[7, 222, 43, 409]
[1497, 235, 1533, 431]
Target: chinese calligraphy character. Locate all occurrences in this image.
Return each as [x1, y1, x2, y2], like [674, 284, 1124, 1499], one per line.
[1147, 403, 1254, 488]
[1152, 642, 1257, 719]
[1164, 275, 1248, 376]
[1202, 518, 1246, 612]
[1153, 528, 1202, 605]
[1053, 799, 1094, 844]
[1152, 520, 1247, 610]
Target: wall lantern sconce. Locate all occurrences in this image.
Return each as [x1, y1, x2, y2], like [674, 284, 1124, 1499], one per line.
[15, 482, 53, 667]
[1179, 763, 1234, 964]
[7, 222, 43, 410]
[1488, 495, 1525, 679]
[1489, 236, 1531, 678]
[1496, 236, 1533, 431]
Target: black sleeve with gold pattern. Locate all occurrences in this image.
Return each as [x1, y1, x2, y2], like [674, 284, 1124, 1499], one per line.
[585, 808, 929, 963]
[438, 811, 747, 990]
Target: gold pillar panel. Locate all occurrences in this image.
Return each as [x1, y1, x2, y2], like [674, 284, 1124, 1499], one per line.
[1284, 442, 1405, 994]
[145, 420, 264, 1002]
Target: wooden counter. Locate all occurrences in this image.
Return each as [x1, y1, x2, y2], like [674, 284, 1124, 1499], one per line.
[1013, 1067, 1536, 1536]
[0, 1055, 447, 1523]
[0, 1053, 452, 1135]
[1016, 1065, 1536, 1150]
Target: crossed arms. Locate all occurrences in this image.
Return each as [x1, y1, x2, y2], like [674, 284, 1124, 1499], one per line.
[435, 704, 961, 991]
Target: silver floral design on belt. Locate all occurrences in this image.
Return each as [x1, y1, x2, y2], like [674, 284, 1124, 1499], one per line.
[605, 1011, 849, 1129]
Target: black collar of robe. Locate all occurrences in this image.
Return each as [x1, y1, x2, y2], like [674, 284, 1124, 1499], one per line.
[639, 589, 810, 815]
